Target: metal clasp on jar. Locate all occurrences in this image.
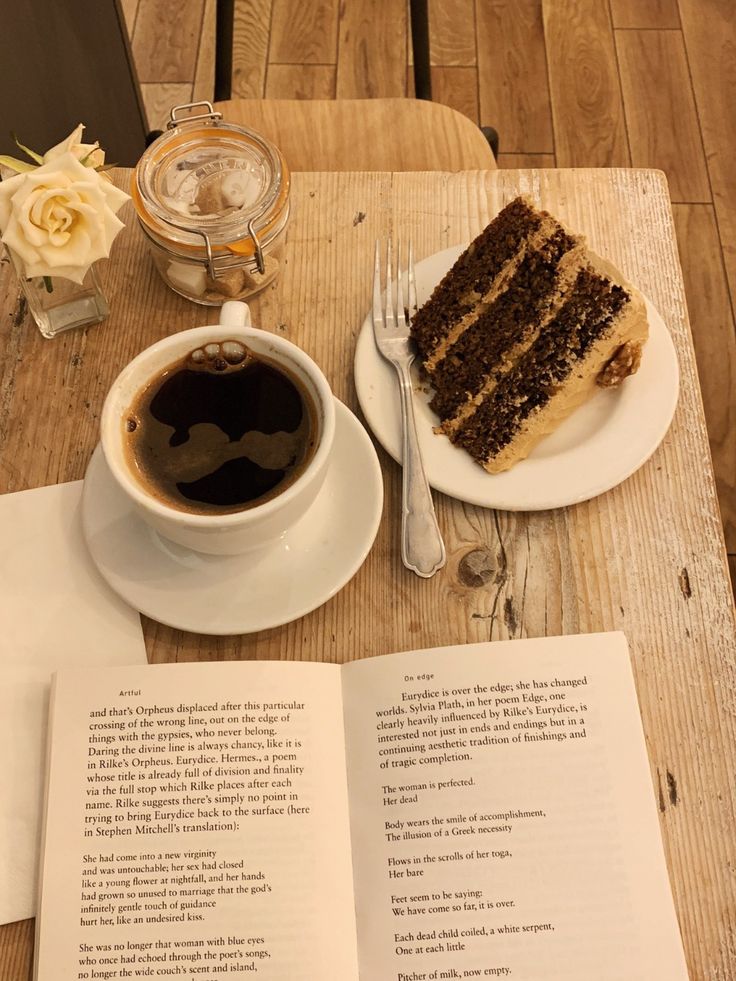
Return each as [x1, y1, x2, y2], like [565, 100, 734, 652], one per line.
[190, 222, 266, 279]
[167, 101, 223, 129]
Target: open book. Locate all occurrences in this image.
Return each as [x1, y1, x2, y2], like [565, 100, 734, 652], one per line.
[34, 633, 689, 980]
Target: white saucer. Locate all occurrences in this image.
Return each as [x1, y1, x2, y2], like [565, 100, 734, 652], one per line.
[355, 244, 679, 511]
[81, 400, 383, 634]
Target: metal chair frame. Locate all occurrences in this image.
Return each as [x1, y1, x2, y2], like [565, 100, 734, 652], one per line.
[212, 0, 498, 159]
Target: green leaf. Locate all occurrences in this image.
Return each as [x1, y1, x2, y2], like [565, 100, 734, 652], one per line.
[0, 154, 35, 174]
[11, 133, 43, 165]
[79, 143, 100, 166]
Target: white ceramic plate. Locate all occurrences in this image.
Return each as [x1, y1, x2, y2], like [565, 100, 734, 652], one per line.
[354, 245, 679, 511]
[81, 400, 383, 635]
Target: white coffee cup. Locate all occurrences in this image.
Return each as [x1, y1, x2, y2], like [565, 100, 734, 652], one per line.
[100, 301, 335, 555]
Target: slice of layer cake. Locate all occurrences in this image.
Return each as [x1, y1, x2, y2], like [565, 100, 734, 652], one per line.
[410, 196, 648, 473]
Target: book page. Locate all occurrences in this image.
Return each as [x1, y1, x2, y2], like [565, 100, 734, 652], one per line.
[0, 480, 146, 924]
[35, 660, 359, 981]
[341, 633, 689, 981]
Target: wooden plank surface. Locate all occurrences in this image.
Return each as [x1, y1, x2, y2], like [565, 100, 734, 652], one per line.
[131, 0, 204, 82]
[678, 0, 736, 307]
[231, 0, 273, 99]
[265, 64, 336, 99]
[0, 169, 734, 980]
[192, 0, 216, 102]
[477, 0, 554, 152]
[616, 29, 710, 203]
[609, 0, 680, 28]
[269, 0, 339, 64]
[335, 0, 407, 97]
[428, 0, 476, 65]
[672, 204, 736, 551]
[139, 82, 192, 131]
[119, 0, 139, 34]
[425, 66, 480, 123]
[543, 0, 630, 166]
[126, 0, 736, 630]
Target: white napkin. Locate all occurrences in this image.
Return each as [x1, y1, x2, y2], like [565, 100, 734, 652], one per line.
[0, 480, 147, 925]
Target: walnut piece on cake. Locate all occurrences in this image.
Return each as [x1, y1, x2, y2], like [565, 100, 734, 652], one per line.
[409, 196, 649, 473]
[597, 340, 644, 388]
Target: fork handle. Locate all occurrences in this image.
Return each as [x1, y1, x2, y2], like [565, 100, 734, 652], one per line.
[393, 359, 446, 578]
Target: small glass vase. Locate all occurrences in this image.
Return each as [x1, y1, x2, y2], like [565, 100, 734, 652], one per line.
[8, 249, 109, 338]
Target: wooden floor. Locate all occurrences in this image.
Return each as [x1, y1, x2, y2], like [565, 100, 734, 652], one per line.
[124, 0, 736, 590]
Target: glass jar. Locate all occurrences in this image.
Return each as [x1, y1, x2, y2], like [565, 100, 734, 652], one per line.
[6, 247, 109, 339]
[132, 102, 291, 306]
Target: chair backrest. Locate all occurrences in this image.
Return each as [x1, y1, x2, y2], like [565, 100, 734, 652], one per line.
[0, 0, 147, 167]
[213, 99, 497, 172]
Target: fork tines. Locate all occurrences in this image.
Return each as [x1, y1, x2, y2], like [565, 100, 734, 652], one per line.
[373, 237, 417, 338]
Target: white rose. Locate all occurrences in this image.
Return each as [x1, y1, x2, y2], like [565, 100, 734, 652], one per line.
[0, 151, 129, 283]
[43, 123, 106, 169]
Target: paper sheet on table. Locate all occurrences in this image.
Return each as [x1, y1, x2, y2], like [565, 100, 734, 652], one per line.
[0, 480, 146, 925]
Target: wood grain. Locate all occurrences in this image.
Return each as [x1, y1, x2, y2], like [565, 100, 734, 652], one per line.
[231, 0, 273, 98]
[126, 0, 733, 617]
[192, 0, 216, 102]
[139, 82, 192, 132]
[423, 66, 480, 124]
[679, 0, 736, 308]
[335, 0, 407, 98]
[216, 98, 496, 170]
[269, 0, 339, 64]
[497, 153, 556, 168]
[0, 170, 734, 980]
[543, 0, 630, 166]
[476, 0, 554, 152]
[132, 0, 204, 82]
[609, 0, 680, 28]
[616, 30, 709, 202]
[429, 0, 476, 65]
[265, 64, 336, 99]
[119, 0, 139, 35]
[672, 204, 736, 551]
[0, 919, 32, 981]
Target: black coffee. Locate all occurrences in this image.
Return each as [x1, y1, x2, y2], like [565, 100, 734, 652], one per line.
[124, 340, 318, 515]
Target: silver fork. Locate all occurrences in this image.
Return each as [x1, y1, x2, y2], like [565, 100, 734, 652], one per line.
[372, 238, 446, 578]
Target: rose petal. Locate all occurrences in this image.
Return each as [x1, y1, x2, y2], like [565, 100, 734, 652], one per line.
[2, 223, 45, 268]
[0, 170, 27, 229]
[42, 124, 86, 162]
[39, 225, 92, 268]
[0, 149, 129, 279]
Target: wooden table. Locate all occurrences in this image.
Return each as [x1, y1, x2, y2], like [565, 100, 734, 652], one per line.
[1, 169, 734, 979]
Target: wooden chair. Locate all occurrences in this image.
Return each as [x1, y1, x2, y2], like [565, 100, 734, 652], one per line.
[0, 0, 148, 167]
[212, 0, 499, 171]
[213, 98, 497, 172]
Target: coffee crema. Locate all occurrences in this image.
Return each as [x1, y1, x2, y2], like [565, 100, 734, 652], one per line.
[124, 339, 318, 515]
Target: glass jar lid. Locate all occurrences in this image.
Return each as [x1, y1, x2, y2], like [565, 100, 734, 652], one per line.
[132, 102, 290, 265]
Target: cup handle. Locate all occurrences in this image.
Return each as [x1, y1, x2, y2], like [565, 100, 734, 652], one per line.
[220, 300, 251, 330]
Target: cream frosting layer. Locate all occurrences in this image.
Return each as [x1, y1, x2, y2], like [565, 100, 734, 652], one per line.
[439, 243, 590, 440]
[481, 283, 648, 473]
[416, 198, 650, 473]
[424, 215, 566, 374]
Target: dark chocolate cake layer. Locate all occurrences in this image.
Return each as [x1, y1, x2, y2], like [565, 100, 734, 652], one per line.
[428, 228, 577, 420]
[409, 196, 649, 473]
[451, 269, 630, 462]
[410, 197, 544, 362]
